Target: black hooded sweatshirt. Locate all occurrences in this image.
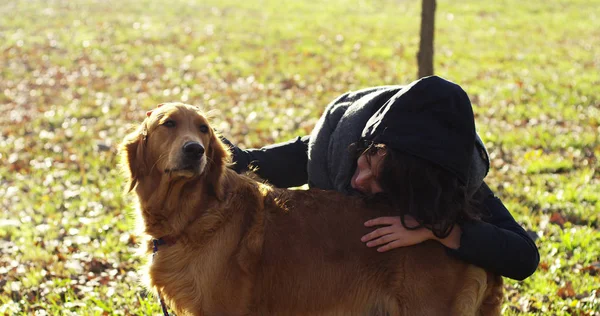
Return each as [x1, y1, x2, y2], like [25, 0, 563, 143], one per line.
[223, 76, 539, 281]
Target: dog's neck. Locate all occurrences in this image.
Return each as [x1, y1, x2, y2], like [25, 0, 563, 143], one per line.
[135, 170, 212, 240]
[134, 167, 270, 248]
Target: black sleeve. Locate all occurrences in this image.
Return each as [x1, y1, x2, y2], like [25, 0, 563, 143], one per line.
[220, 136, 310, 188]
[447, 182, 540, 281]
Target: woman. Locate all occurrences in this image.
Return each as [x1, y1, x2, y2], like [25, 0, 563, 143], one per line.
[222, 76, 539, 281]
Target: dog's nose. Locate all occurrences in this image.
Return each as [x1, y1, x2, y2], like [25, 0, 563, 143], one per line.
[182, 141, 205, 160]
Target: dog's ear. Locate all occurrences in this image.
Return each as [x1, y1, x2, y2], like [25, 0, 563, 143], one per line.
[206, 131, 231, 201]
[120, 123, 148, 192]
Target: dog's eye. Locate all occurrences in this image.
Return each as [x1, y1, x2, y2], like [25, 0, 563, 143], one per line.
[162, 120, 176, 128]
[199, 125, 209, 133]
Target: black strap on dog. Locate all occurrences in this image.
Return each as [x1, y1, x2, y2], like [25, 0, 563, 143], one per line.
[152, 238, 170, 316]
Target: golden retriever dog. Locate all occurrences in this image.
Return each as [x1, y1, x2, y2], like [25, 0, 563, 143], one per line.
[121, 102, 503, 316]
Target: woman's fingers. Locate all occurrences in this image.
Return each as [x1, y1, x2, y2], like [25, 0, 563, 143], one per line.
[368, 228, 432, 251]
[361, 226, 395, 242]
[364, 216, 401, 227]
[362, 215, 431, 251]
[365, 233, 399, 248]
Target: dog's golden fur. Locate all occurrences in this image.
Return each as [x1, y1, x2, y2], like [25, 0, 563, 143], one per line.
[121, 102, 503, 316]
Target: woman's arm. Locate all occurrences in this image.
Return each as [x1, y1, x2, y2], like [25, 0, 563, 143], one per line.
[361, 182, 539, 280]
[220, 135, 310, 188]
[445, 182, 540, 280]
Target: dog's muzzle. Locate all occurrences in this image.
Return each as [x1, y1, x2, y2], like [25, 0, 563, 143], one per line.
[165, 141, 206, 176]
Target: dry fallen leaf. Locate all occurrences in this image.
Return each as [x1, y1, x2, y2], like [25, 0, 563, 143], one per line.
[581, 262, 600, 276]
[557, 281, 576, 299]
[549, 212, 567, 227]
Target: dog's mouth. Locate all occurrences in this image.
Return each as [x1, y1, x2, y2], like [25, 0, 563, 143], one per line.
[165, 165, 196, 172]
[164, 166, 199, 178]
[164, 158, 206, 178]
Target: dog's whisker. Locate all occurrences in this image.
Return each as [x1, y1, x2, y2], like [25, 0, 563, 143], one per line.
[203, 154, 214, 172]
[150, 152, 169, 174]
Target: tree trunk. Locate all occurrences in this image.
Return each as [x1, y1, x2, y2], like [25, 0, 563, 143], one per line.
[417, 0, 436, 78]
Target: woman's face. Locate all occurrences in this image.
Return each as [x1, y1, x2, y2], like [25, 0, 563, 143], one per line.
[350, 150, 385, 195]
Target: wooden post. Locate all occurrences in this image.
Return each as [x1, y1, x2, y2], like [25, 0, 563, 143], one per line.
[417, 0, 436, 78]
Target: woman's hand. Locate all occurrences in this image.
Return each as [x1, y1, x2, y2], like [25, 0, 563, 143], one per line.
[361, 216, 462, 252]
[361, 216, 431, 252]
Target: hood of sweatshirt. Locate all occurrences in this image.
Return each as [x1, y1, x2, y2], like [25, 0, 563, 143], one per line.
[361, 76, 476, 184]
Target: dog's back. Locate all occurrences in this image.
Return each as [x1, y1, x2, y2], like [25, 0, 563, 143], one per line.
[253, 188, 500, 315]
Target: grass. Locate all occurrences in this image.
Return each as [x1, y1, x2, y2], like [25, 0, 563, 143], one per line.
[0, 0, 599, 314]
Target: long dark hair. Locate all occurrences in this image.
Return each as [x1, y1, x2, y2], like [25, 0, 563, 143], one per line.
[352, 141, 480, 239]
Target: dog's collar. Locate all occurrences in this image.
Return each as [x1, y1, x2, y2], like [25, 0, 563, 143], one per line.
[151, 237, 172, 316]
[152, 235, 178, 253]
[152, 238, 168, 253]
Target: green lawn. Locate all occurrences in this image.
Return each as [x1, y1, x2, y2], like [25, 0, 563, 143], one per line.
[0, 0, 598, 314]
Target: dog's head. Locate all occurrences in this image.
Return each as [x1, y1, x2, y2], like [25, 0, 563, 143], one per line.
[121, 102, 230, 198]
